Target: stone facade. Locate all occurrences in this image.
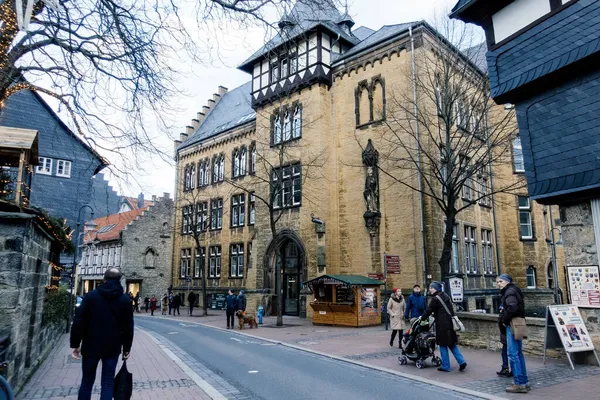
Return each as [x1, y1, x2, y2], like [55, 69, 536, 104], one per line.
[0, 206, 63, 392]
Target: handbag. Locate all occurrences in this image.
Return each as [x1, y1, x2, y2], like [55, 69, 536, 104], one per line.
[113, 360, 133, 400]
[510, 317, 528, 340]
[436, 295, 465, 333]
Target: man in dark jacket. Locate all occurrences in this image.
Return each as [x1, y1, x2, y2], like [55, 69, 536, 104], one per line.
[237, 290, 247, 314]
[497, 274, 529, 394]
[404, 284, 426, 321]
[421, 281, 467, 373]
[172, 294, 181, 316]
[226, 290, 237, 329]
[70, 268, 134, 400]
[188, 292, 197, 316]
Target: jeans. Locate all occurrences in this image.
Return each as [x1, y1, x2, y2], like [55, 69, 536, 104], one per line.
[226, 309, 235, 327]
[189, 305, 194, 315]
[501, 342, 509, 369]
[78, 355, 119, 400]
[506, 326, 528, 385]
[439, 345, 466, 371]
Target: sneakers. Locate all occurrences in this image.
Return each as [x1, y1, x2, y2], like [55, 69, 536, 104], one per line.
[459, 362, 467, 372]
[506, 384, 528, 394]
[497, 367, 513, 377]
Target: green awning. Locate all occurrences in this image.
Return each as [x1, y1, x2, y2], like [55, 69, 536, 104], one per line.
[303, 274, 384, 287]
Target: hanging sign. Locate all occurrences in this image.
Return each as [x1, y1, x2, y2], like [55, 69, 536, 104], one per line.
[384, 255, 400, 274]
[448, 277, 463, 303]
[566, 266, 600, 308]
[368, 272, 384, 280]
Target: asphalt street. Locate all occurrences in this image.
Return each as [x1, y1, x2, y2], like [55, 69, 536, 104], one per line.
[136, 317, 483, 400]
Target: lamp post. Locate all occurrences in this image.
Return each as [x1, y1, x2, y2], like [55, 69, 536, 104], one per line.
[66, 205, 95, 333]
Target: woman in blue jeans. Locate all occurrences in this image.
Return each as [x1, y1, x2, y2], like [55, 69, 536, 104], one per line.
[421, 282, 467, 372]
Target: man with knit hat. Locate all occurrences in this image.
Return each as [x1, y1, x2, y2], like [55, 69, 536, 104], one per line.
[497, 274, 529, 394]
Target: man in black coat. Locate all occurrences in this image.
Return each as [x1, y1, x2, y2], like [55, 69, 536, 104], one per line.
[497, 274, 529, 394]
[225, 290, 237, 329]
[172, 294, 181, 316]
[421, 281, 467, 373]
[70, 268, 134, 400]
[188, 292, 197, 316]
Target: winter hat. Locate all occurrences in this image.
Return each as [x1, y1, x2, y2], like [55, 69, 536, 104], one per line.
[393, 287, 399, 293]
[429, 281, 442, 291]
[498, 274, 513, 283]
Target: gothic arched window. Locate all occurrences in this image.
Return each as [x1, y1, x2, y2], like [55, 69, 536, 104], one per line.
[293, 105, 302, 138]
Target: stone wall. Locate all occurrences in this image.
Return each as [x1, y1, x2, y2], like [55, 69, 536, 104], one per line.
[0, 209, 62, 391]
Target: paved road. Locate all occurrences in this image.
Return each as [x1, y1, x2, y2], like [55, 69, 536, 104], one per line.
[136, 317, 483, 400]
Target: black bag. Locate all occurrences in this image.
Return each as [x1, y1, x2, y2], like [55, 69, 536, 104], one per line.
[113, 360, 132, 400]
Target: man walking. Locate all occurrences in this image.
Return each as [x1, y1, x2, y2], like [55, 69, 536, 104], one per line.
[226, 290, 237, 329]
[150, 294, 158, 316]
[188, 292, 197, 316]
[497, 274, 529, 394]
[173, 294, 182, 316]
[144, 295, 150, 313]
[70, 268, 134, 400]
[404, 284, 426, 322]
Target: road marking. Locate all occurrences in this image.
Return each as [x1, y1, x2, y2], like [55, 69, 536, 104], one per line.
[167, 331, 179, 335]
[230, 337, 242, 342]
[248, 370, 259, 374]
[261, 343, 276, 346]
[142, 329, 226, 400]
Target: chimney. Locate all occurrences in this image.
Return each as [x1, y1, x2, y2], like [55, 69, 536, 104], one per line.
[179, 132, 188, 142]
[186, 125, 194, 135]
[212, 93, 221, 102]
[207, 99, 215, 108]
[202, 105, 210, 114]
[191, 118, 200, 129]
[218, 86, 228, 96]
[163, 192, 170, 199]
[197, 112, 205, 122]
[137, 193, 144, 209]
[174, 139, 182, 156]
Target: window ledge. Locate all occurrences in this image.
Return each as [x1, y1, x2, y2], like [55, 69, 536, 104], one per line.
[520, 237, 537, 243]
[207, 277, 221, 280]
[228, 276, 244, 279]
[356, 119, 385, 130]
[478, 203, 492, 209]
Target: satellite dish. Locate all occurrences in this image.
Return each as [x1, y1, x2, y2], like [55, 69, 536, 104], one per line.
[15, 0, 61, 31]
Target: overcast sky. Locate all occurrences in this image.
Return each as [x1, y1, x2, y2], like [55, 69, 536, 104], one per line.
[104, 0, 463, 198]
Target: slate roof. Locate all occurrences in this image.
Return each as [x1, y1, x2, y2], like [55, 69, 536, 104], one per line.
[238, 0, 360, 72]
[464, 42, 488, 74]
[83, 207, 148, 243]
[352, 26, 375, 41]
[304, 274, 384, 286]
[178, 82, 255, 151]
[450, 0, 476, 17]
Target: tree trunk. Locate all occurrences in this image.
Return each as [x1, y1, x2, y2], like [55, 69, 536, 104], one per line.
[270, 217, 283, 327]
[438, 210, 457, 283]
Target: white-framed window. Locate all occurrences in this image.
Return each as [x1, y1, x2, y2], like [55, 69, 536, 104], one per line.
[232, 147, 247, 178]
[198, 159, 210, 187]
[272, 104, 302, 145]
[212, 154, 225, 184]
[513, 136, 525, 173]
[231, 193, 245, 227]
[180, 248, 191, 278]
[518, 196, 533, 239]
[56, 160, 72, 178]
[209, 245, 221, 278]
[272, 164, 301, 209]
[36, 157, 52, 175]
[182, 205, 193, 234]
[248, 192, 255, 225]
[194, 247, 205, 278]
[196, 202, 208, 232]
[230, 243, 244, 278]
[464, 225, 477, 274]
[210, 198, 223, 230]
[481, 229, 494, 274]
[526, 265, 536, 288]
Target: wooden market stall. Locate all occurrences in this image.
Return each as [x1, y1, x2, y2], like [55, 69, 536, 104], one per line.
[304, 274, 384, 327]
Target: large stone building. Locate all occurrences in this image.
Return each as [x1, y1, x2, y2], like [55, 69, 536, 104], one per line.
[171, 0, 562, 318]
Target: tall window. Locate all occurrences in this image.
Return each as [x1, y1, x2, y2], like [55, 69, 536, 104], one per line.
[209, 246, 221, 278]
[198, 159, 210, 187]
[249, 143, 256, 175]
[526, 266, 536, 288]
[518, 196, 533, 239]
[464, 225, 477, 274]
[36, 157, 52, 175]
[184, 164, 195, 191]
[272, 164, 301, 209]
[283, 110, 292, 141]
[293, 105, 302, 138]
[513, 137, 525, 173]
[240, 147, 247, 175]
[445, 223, 460, 274]
[248, 192, 255, 225]
[270, 59, 279, 83]
[478, 174, 490, 206]
[56, 160, 72, 178]
[273, 114, 282, 144]
[198, 160, 205, 187]
[210, 198, 223, 230]
[231, 194, 245, 227]
[182, 205, 193, 234]
[180, 248, 191, 278]
[212, 155, 225, 183]
[232, 147, 247, 178]
[219, 155, 225, 181]
[481, 229, 494, 274]
[194, 247, 205, 278]
[196, 202, 208, 232]
[230, 243, 244, 277]
[272, 104, 302, 145]
[461, 156, 472, 201]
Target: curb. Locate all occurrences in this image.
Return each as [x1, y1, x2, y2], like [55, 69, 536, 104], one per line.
[137, 315, 507, 400]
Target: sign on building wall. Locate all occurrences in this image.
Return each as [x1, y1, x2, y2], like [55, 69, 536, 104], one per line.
[566, 266, 600, 308]
[384, 255, 400, 274]
[448, 277, 464, 303]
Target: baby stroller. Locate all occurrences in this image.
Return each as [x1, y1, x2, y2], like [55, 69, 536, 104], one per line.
[398, 317, 441, 369]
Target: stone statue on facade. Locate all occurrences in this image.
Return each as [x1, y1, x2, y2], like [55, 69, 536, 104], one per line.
[362, 139, 381, 235]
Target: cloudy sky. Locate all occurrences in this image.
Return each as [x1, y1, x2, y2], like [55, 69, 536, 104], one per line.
[105, 0, 464, 198]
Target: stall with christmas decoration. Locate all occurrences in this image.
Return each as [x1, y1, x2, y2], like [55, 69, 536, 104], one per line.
[0, 126, 38, 206]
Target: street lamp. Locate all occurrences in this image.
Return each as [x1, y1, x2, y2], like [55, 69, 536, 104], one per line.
[66, 205, 95, 333]
[548, 227, 563, 305]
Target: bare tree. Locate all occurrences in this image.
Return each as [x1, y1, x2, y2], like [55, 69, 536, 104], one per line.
[366, 18, 524, 282]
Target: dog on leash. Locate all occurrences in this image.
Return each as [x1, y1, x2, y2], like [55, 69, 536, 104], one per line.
[236, 310, 258, 330]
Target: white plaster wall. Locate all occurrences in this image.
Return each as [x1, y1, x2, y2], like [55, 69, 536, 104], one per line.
[492, 0, 551, 42]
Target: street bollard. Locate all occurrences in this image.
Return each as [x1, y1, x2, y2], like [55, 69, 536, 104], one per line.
[257, 305, 264, 324]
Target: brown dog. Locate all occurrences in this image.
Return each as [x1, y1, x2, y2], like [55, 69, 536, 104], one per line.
[236, 310, 258, 330]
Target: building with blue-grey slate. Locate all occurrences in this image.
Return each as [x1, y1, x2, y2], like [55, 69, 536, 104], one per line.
[0, 89, 120, 265]
[451, 0, 600, 362]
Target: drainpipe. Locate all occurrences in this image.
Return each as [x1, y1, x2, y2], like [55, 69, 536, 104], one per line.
[170, 152, 180, 294]
[410, 27, 428, 286]
[484, 104, 502, 274]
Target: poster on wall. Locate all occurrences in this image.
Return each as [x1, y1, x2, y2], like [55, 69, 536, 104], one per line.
[448, 277, 464, 303]
[567, 266, 600, 308]
[548, 305, 595, 353]
[361, 288, 378, 316]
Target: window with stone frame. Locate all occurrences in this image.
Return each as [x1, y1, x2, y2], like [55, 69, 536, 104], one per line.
[481, 229, 494, 274]
[183, 164, 195, 191]
[180, 248, 191, 278]
[209, 245, 221, 278]
[196, 201, 208, 232]
[210, 198, 223, 230]
[232, 146, 247, 178]
[518, 196, 533, 239]
[194, 247, 205, 278]
[526, 265, 536, 288]
[212, 154, 225, 184]
[460, 156, 473, 202]
[181, 205, 193, 234]
[248, 192, 255, 225]
[271, 104, 302, 146]
[272, 164, 301, 209]
[249, 142, 256, 175]
[198, 159, 210, 187]
[464, 225, 477, 274]
[477, 168, 491, 207]
[230, 243, 244, 278]
[230, 193, 245, 228]
[513, 136, 525, 173]
[144, 248, 157, 269]
[355, 76, 386, 127]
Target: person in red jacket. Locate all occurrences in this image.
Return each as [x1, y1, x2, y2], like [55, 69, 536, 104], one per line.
[70, 268, 134, 400]
[150, 294, 158, 316]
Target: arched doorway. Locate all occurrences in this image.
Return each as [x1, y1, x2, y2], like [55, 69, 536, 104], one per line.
[265, 231, 306, 316]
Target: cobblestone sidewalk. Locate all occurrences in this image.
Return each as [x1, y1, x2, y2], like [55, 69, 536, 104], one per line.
[18, 329, 218, 400]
